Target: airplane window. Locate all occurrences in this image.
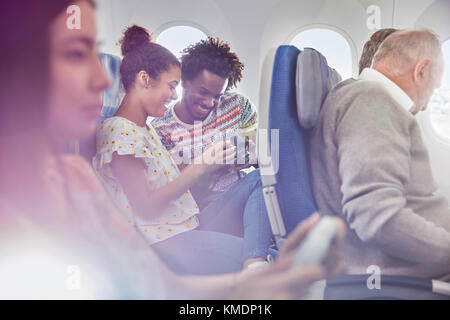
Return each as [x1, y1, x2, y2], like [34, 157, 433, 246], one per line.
[290, 28, 353, 79]
[429, 39, 450, 142]
[156, 25, 208, 59]
[156, 25, 208, 102]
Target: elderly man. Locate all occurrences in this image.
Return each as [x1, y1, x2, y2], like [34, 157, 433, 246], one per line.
[309, 30, 450, 279]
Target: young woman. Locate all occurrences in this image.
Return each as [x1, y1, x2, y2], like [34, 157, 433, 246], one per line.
[0, 0, 344, 299]
[93, 25, 275, 274]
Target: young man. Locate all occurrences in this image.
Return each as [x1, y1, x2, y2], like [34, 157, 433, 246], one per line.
[152, 38, 258, 212]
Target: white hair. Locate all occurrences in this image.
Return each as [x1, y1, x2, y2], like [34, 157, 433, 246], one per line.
[372, 29, 442, 77]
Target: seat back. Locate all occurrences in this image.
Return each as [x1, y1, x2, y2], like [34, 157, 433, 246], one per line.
[79, 52, 122, 161]
[296, 48, 341, 129]
[99, 52, 123, 119]
[260, 45, 342, 245]
[264, 45, 317, 236]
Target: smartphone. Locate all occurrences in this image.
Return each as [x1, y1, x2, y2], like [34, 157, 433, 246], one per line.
[291, 216, 339, 268]
[229, 135, 251, 165]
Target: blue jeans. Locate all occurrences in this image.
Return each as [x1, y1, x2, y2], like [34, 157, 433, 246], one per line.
[152, 169, 275, 275]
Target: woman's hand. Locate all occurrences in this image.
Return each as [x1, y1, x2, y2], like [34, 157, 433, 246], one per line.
[192, 141, 236, 176]
[231, 213, 346, 299]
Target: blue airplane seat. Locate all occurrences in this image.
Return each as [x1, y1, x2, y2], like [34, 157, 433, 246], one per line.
[99, 52, 122, 119]
[79, 52, 122, 161]
[267, 45, 317, 235]
[261, 46, 341, 246]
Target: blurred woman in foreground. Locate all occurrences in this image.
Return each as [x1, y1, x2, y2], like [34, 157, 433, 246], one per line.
[0, 0, 344, 299]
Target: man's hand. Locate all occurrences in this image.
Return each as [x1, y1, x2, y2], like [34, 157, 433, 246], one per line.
[192, 141, 236, 176]
[230, 138, 257, 171]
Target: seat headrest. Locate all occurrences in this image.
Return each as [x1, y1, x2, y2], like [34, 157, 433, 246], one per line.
[295, 48, 342, 129]
[99, 52, 122, 119]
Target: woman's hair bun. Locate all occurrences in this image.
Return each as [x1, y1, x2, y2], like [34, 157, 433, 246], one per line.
[119, 25, 153, 56]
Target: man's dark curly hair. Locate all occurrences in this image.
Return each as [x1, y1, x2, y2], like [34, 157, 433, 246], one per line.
[180, 37, 244, 91]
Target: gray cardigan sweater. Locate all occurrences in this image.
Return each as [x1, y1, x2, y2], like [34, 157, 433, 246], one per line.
[309, 78, 450, 279]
